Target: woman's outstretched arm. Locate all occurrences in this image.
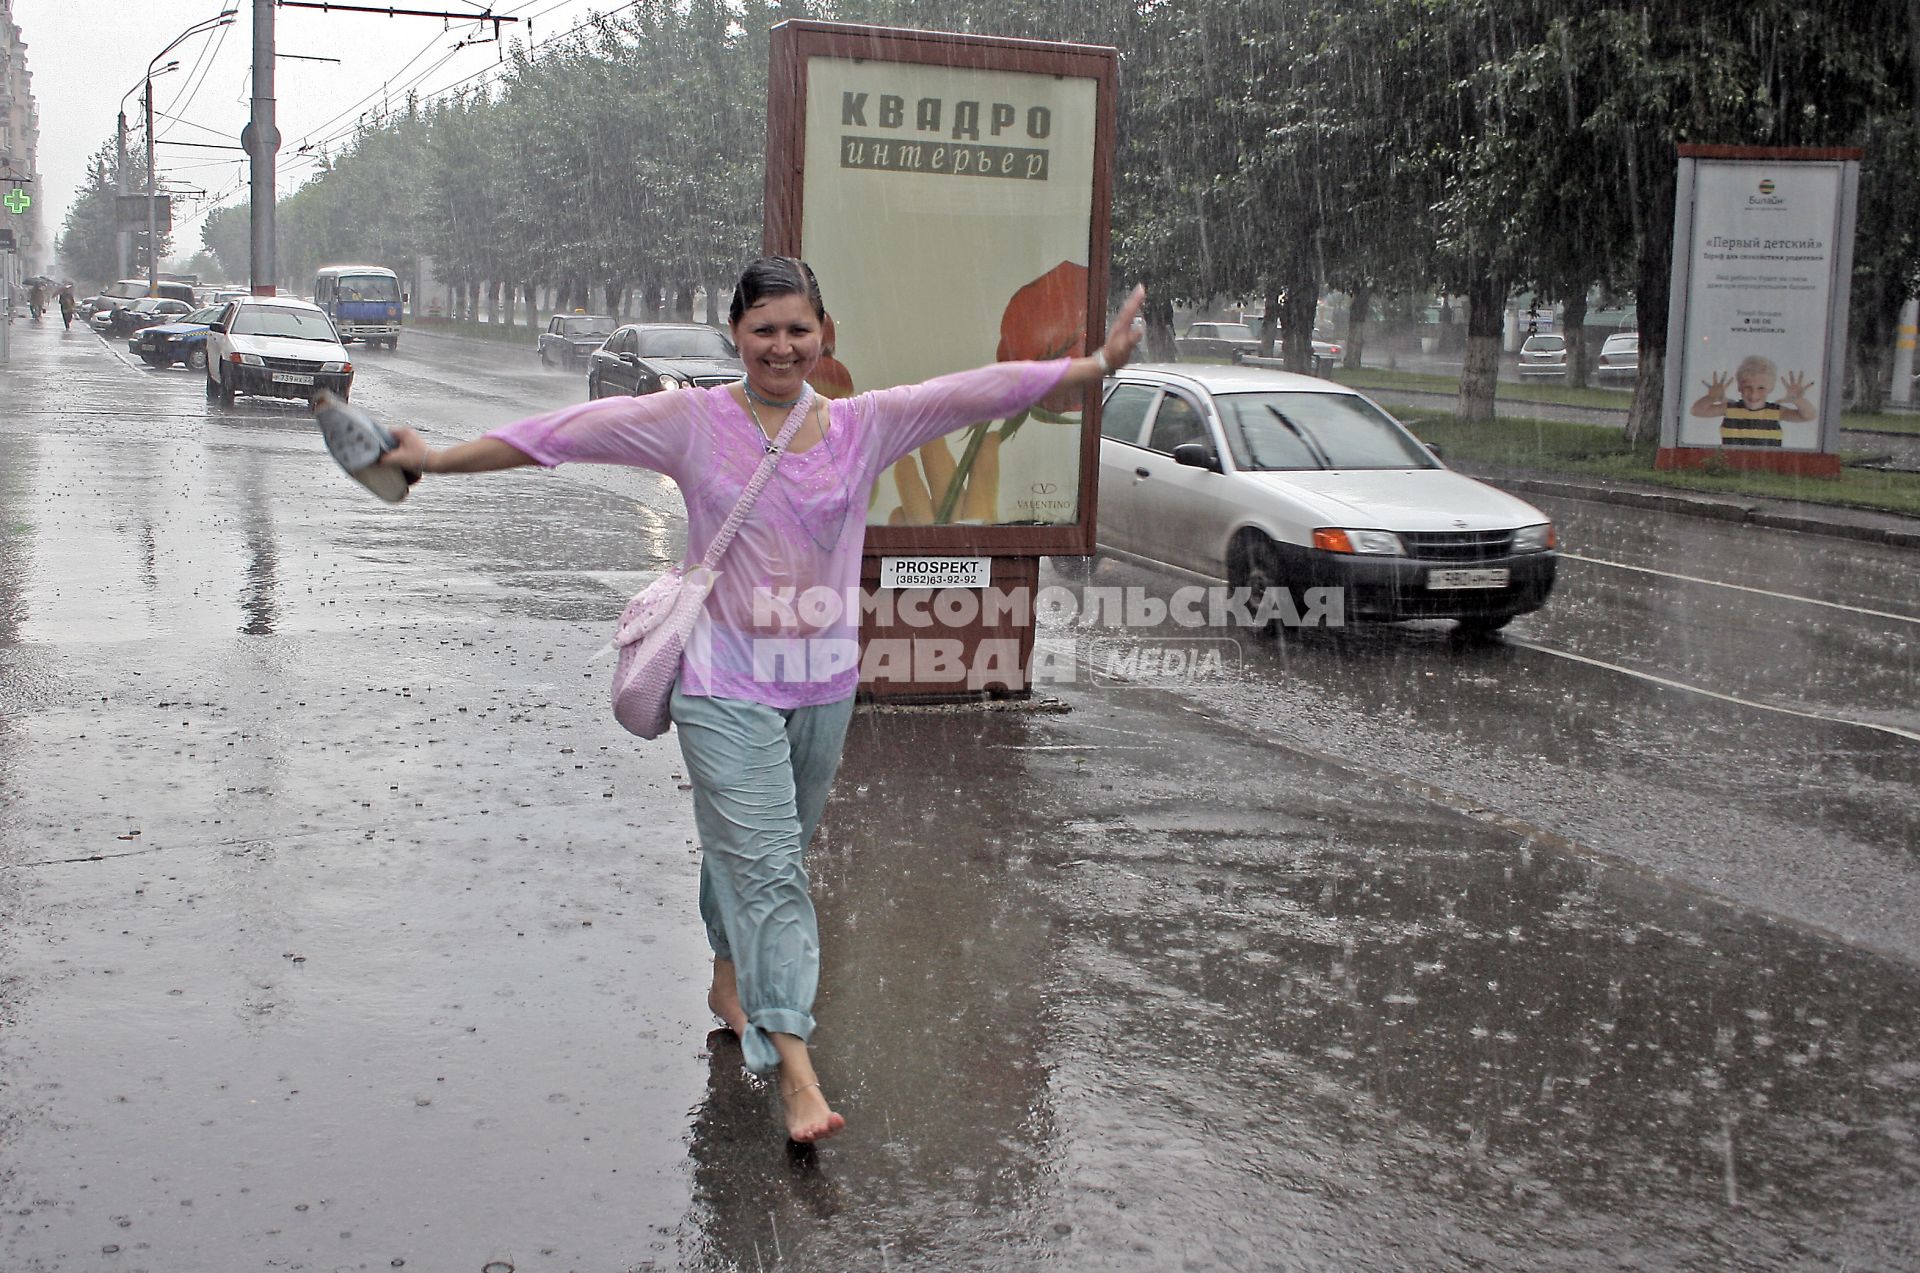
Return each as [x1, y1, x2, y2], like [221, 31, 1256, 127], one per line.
[379, 430, 534, 476]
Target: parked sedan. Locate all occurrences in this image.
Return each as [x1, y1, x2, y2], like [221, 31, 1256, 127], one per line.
[1595, 331, 1639, 383]
[1096, 364, 1557, 633]
[586, 323, 743, 398]
[1517, 332, 1569, 379]
[204, 296, 354, 404]
[1175, 321, 1260, 360]
[105, 296, 195, 338]
[129, 305, 223, 370]
[537, 314, 616, 369]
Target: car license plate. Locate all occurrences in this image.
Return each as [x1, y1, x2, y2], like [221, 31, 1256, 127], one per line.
[272, 372, 315, 386]
[1428, 568, 1509, 590]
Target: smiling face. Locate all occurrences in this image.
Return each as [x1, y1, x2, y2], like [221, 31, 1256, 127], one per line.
[732, 293, 823, 403]
[1735, 368, 1775, 408]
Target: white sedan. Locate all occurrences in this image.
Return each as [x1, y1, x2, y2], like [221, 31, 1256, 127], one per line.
[1095, 364, 1558, 633]
[204, 296, 355, 404]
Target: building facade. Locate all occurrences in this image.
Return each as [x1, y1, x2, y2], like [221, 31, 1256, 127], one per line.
[1, 0, 45, 280]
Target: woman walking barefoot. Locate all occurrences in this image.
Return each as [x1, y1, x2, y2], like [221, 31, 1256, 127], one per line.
[379, 257, 1145, 1143]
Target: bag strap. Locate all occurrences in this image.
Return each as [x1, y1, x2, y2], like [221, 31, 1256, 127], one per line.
[697, 388, 816, 571]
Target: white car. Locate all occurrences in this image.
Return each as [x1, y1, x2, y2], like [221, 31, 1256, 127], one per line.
[1595, 331, 1639, 383]
[1096, 364, 1558, 632]
[204, 296, 355, 404]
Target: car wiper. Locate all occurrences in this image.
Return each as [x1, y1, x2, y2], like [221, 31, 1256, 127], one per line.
[1265, 405, 1332, 469]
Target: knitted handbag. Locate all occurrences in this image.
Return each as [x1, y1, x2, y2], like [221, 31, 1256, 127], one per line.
[610, 391, 813, 739]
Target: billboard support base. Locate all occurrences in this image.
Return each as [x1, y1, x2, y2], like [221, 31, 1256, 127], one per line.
[1655, 447, 1842, 479]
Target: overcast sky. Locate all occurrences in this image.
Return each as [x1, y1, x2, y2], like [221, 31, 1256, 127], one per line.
[15, 0, 611, 258]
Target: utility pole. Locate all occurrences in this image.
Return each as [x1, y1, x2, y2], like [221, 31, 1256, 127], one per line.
[115, 111, 129, 279]
[248, 0, 277, 295]
[145, 79, 158, 293]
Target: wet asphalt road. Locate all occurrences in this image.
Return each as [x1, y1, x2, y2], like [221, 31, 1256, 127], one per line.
[1, 318, 1917, 1271]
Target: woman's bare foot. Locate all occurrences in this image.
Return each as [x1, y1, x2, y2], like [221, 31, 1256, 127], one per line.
[707, 959, 747, 1037]
[782, 1081, 846, 1144]
[771, 1031, 845, 1143]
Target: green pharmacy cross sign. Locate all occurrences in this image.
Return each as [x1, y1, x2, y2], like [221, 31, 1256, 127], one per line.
[2, 189, 29, 214]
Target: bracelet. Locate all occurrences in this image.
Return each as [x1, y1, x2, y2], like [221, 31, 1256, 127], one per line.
[1094, 348, 1111, 375]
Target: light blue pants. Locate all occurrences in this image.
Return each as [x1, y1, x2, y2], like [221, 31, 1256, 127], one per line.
[670, 685, 855, 1075]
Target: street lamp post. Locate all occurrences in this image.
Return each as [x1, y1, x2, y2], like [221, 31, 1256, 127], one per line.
[141, 11, 236, 294]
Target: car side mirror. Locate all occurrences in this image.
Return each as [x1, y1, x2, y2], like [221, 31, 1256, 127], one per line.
[1420, 440, 1444, 460]
[619, 352, 640, 365]
[208, 322, 227, 333]
[1171, 442, 1219, 471]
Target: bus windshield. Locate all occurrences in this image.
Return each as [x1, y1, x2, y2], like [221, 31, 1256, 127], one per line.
[336, 274, 401, 303]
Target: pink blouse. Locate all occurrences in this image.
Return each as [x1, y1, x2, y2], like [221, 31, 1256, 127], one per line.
[487, 359, 1071, 707]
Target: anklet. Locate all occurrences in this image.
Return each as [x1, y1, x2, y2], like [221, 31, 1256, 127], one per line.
[784, 1080, 822, 1098]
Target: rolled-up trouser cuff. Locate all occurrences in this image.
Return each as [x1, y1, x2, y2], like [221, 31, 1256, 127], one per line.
[742, 1007, 815, 1075]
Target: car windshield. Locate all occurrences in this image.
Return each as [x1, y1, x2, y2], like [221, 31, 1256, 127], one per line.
[336, 274, 401, 303]
[183, 307, 222, 324]
[562, 318, 614, 338]
[1217, 391, 1439, 471]
[232, 307, 340, 341]
[633, 328, 735, 358]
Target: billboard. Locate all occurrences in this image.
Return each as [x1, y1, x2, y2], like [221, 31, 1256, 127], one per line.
[1660, 146, 1861, 475]
[767, 21, 1116, 555]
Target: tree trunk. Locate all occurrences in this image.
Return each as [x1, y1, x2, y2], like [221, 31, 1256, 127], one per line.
[605, 281, 621, 317]
[1562, 290, 1589, 387]
[491, 280, 506, 330]
[1457, 274, 1505, 422]
[522, 281, 537, 330]
[1145, 295, 1178, 361]
[1625, 130, 1676, 445]
[674, 284, 696, 321]
[706, 282, 722, 326]
[1256, 286, 1281, 358]
[1279, 256, 1315, 375]
[1344, 283, 1371, 371]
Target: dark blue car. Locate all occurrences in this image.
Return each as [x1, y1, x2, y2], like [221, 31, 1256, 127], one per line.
[129, 305, 224, 370]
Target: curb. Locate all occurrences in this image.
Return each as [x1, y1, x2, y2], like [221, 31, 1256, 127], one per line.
[1474, 472, 1920, 550]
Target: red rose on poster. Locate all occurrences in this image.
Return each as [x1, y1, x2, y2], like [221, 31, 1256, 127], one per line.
[809, 312, 855, 398]
[997, 261, 1088, 414]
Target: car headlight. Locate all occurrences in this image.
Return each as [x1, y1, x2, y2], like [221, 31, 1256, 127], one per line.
[233, 352, 264, 366]
[321, 361, 348, 374]
[1511, 522, 1557, 553]
[1313, 528, 1405, 555]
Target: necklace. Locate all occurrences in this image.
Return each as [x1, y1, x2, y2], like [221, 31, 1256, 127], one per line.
[741, 378, 804, 410]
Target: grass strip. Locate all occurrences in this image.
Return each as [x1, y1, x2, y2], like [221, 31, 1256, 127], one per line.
[1333, 366, 1920, 436]
[1397, 411, 1920, 517]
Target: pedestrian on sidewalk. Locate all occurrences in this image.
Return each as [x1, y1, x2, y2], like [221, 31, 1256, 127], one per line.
[378, 256, 1145, 1144]
[57, 282, 77, 330]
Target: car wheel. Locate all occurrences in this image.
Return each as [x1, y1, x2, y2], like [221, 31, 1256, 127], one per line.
[587, 374, 601, 400]
[1227, 534, 1294, 638]
[205, 367, 220, 399]
[186, 348, 207, 372]
[215, 366, 235, 404]
[539, 346, 551, 368]
[386, 337, 398, 351]
[141, 354, 166, 368]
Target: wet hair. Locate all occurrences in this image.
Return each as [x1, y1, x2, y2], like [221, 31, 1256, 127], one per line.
[1735, 354, 1777, 383]
[728, 256, 826, 327]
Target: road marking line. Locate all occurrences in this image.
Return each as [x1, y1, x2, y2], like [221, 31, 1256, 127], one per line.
[1562, 552, 1920, 626]
[1507, 637, 1920, 744]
